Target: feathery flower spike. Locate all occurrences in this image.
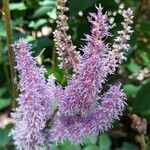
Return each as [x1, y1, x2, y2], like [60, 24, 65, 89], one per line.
[53, 0, 81, 73]
[11, 2, 134, 148]
[52, 6, 133, 143]
[52, 84, 126, 143]
[57, 6, 114, 115]
[105, 8, 134, 73]
[11, 39, 53, 150]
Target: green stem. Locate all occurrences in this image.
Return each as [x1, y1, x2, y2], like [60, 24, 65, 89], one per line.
[140, 134, 147, 150]
[96, 132, 100, 147]
[3, 63, 11, 95]
[2, 0, 17, 108]
[52, 46, 56, 71]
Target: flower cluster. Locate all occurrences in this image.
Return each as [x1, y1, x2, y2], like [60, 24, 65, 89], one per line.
[53, 0, 81, 73]
[56, 6, 112, 115]
[52, 84, 126, 143]
[11, 39, 53, 150]
[51, 5, 133, 143]
[11, 1, 133, 149]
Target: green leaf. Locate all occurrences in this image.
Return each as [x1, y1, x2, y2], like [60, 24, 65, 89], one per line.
[133, 81, 150, 120]
[47, 8, 57, 20]
[99, 134, 111, 150]
[0, 21, 6, 37]
[29, 19, 48, 30]
[39, 0, 56, 6]
[9, 2, 27, 10]
[119, 142, 139, 150]
[84, 145, 99, 150]
[0, 98, 11, 110]
[33, 6, 52, 18]
[0, 124, 12, 148]
[138, 51, 150, 67]
[51, 143, 59, 150]
[126, 59, 140, 73]
[12, 18, 28, 28]
[0, 87, 7, 97]
[82, 135, 97, 145]
[147, 145, 150, 150]
[123, 84, 140, 97]
[32, 3, 56, 18]
[60, 140, 80, 150]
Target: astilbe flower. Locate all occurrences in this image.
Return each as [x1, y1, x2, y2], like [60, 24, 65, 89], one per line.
[52, 84, 125, 143]
[51, 6, 133, 143]
[54, 6, 133, 116]
[56, 6, 112, 115]
[106, 8, 134, 72]
[53, 0, 81, 73]
[11, 39, 53, 150]
[11, 2, 133, 148]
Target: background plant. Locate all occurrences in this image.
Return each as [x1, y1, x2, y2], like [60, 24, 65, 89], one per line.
[0, 0, 150, 150]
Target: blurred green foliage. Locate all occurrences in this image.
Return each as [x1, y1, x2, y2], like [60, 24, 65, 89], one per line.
[0, 0, 150, 149]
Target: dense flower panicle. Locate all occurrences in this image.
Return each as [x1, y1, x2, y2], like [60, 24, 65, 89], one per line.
[11, 39, 53, 150]
[11, 2, 134, 148]
[52, 84, 126, 143]
[53, 0, 81, 73]
[83, 7, 133, 84]
[57, 6, 111, 115]
[57, 6, 133, 115]
[85, 6, 111, 47]
[52, 6, 133, 143]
